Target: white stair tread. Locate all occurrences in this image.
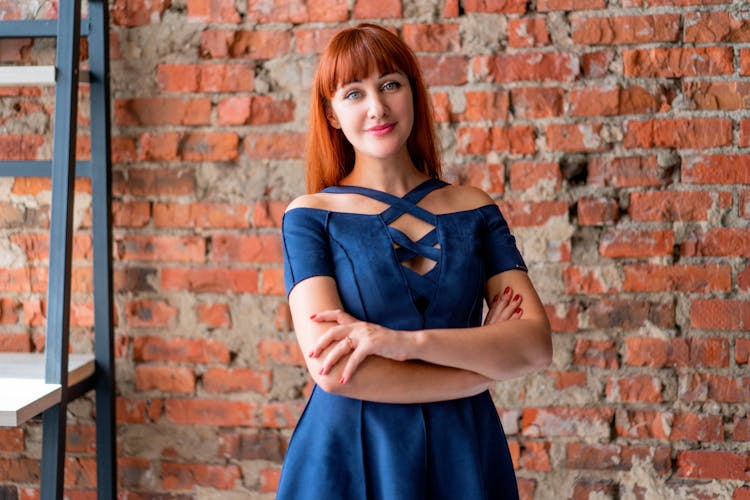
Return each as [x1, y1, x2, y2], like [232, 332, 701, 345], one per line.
[0, 353, 95, 426]
[0, 65, 55, 85]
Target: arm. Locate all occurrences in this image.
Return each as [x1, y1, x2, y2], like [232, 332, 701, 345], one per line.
[314, 270, 552, 384]
[289, 275, 493, 403]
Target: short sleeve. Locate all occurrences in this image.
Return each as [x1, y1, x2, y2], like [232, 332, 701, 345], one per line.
[480, 204, 528, 278]
[282, 208, 335, 297]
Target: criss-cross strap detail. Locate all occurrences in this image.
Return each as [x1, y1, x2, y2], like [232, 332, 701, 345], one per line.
[322, 178, 448, 315]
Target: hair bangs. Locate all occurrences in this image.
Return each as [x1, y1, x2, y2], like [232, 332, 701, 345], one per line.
[321, 27, 411, 99]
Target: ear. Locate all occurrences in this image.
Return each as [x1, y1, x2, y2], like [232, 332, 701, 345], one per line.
[325, 104, 340, 129]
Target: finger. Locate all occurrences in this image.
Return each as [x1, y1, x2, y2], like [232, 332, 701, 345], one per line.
[487, 287, 514, 324]
[338, 344, 368, 385]
[310, 309, 354, 324]
[511, 307, 522, 320]
[318, 337, 354, 375]
[309, 324, 351, 358]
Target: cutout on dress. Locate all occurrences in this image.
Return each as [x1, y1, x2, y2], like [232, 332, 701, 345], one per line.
[389, 213, 439, 276]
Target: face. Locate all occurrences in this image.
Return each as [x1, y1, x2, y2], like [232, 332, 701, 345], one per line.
[327, 70, 414, 164]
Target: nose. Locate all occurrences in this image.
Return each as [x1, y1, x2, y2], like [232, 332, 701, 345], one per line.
[367, 92, 388, 119]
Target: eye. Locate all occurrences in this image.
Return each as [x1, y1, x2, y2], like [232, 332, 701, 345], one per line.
[382, 81, 401, 91]
[344, 89, 362, 100]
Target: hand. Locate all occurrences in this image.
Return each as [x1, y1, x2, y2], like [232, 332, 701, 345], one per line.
[484, 286, 523, 326]
[308, 309, 406, 385]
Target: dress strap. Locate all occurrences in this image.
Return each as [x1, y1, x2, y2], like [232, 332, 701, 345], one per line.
[322, 178, 447, 205]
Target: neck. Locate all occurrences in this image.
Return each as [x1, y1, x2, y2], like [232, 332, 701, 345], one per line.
[343, 150, 428, 197]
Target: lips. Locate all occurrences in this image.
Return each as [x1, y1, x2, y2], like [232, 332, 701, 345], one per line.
[366, 123, 396, 136]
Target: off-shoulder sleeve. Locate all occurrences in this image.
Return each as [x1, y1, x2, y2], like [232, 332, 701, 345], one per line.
[282, 208, 334, 297]
[479, 204, 528, 278]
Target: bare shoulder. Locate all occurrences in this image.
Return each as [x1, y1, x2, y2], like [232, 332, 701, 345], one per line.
[285, 193, 330, 212]
[424, 183, 495, 214]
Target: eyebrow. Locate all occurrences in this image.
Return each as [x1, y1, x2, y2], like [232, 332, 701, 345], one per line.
[342, 72, 401, 86]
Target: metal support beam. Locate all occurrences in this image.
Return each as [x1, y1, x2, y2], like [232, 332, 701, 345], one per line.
[0, 161, 91, 178]
[40, 0, 82, 498]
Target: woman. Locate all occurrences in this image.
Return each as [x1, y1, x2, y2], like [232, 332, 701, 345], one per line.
[278, 23, 552, 499]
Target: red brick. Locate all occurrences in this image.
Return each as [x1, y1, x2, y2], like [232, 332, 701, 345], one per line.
[582, 50, 614, 78]
[134, 336, 230, 364]
[402, 24, 460, 52]
[113, 168, 195, 197]
[457, 126, 535, 155]
[510, 87, 563, 118]
[682, 154, 750, 184]
[64, 456, 96, 487]
[261, 268, 285, 295]
[275, 303, 293, 331]
[245, 132, 306, 160]
[571, 14, 680, 45]
[0, 298, 19, 325]
[217, 95, 295, 126]
[577, 197, 618, 225]
[671, 413, 724, 442]
[569, 85, 667, 117]
[544, 303, 579, 332]
[211, 234, 283, 263]
[260, 467, 282, 493]
[111, 0, 169, 26]
[683, 81, 750, 111]
[353, 0, 402, 18]
[294, 27, 339, 55]
[508, 18, 549, 47]
[125, 300, 178, 328]
[740, 191, 750, 219]
[550, 370, 587, 389]
[735, 417, 750, 441]
[460, 91, 509, 121]
[624, 118, 732, 150]
[0, 202, 25, 228]
[153, 202, 250, 228]
[546, 123, 605, 152]
[418, 55, 468, 86]
[522, 407, 614, 438]
[157, 63, 255, 93]
[463, 0, 527, 13]
[139, 132, 180, 161]
[519, 441, 551, 471]
[563, 266, 620, 295]
[116, 397, 164, 424]
[588, 155, 668, 187]
[630, 190, 729, 222]
[742, 119, 750, 147]
[0, 134, 45, 160]
[692, 229, 750, 258]
[680, 373, 750, 403]
[162, 462, 242, 490]
[606, 375, 662, 402]
[624, 47, 733, 77]
[690, 338, 730, 368]
[217, 430, 287, 461]
[0, 428, 23, 452]
[258, 339, 305, 366]
[22, 299, 45, 327]
[566, 442, 620, 470]
[677, 450, 750, 480]
[0, 457, 40, 483]
[10, 233, 92, 261]
[691, 299, 750, 331]
[262, 402, 304, 428]
[625, 337, 690, 368]
[115, 235, 205, 263]
[537, 0, 604, 10]
[623, 264, 731, 293]
[196, 303, 231, 329]
[118, 457, 152, 489]
[187, 0, 240, 22]
[473, 53, 578, 83]
[135, 365, 196, 393]
[599, 229, 673, 258]
[684, 11, 750, 43]
[252, 200, 289, 228]
[112, 201, 150, 227]
[112, 136, 139, 163]
[742, 49, 750, 76]
[738, 338, 750, 365]
[588, 298, 675, 329]
[736, 488, 750, 500]
[200, 30, 292, 60]
[11, 177, 88, 196]
[615, 410, 669, 439]
[182, 133, 239, 162]
[443, 162, 505, 195]
[498, 201, 567, 227]
[115, 98, 211, 126]
[203, 367, 271, 394]
[509, 162, 560, 191]
[165, 399, 258, 426]
[161, 267, 259, 294]
[574, 339, 618, 369]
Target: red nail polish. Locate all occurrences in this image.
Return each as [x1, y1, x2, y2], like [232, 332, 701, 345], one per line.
[310, 314, 317, 320]
[492, 295, 499, 303]
[503, 287, 510, 296]
[338, 377, 345, 385]
[513, 294, 520, 302]
[309, 350, 315, 358]
[515, 307, 522, 315]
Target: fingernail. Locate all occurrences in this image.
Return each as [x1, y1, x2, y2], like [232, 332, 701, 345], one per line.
[309, 314, 317, 320]
[308, 350, 315, 358]
[338, 377, 345, 385]
[515, 307, 522, 315]
[492, 295, 499, 303]
[318, 368, 324, 375]
[513, 294, 520, 302]
[503, 287, 510, 296]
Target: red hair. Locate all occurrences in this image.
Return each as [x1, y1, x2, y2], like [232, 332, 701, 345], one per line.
[306, 23, 441, 193]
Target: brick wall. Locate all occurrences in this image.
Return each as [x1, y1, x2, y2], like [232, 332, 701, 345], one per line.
[1, 0, 748, 498]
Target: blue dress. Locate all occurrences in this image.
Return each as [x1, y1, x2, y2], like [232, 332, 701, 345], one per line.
[278, 179, 526, 500]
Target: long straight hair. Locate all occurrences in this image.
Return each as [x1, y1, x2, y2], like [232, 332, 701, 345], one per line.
[306, 23, 441, 193]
